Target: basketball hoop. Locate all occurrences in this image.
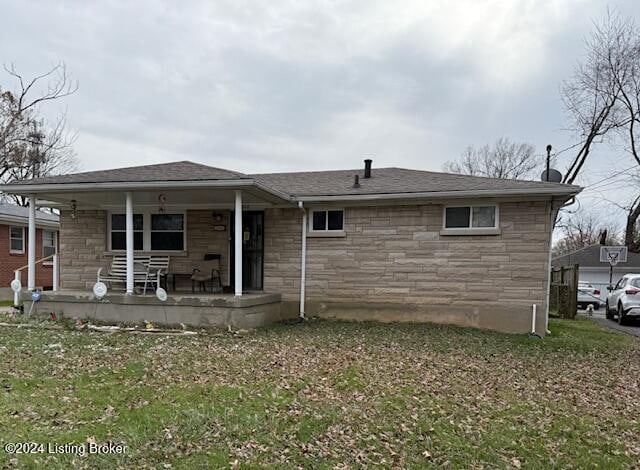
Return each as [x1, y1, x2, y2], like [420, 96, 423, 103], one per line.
[600, 246, 628, 267]
[600, 246, 628, 287]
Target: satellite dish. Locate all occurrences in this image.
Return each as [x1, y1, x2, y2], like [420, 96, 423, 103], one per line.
[156, 287, 168, 302]
[541, 169, 563, 183]
[31, 291, 41, 302]
[93, 282, 108, 299]
[10, 279, 22, 293]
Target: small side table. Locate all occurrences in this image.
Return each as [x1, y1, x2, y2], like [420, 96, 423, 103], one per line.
[167, 272, 193, 292]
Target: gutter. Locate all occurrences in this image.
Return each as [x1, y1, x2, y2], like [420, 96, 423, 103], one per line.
[0, 179, 582, 207]
[294, 187, 582, 203]
[0, 215, 59, 229]
[0, 178, 293, 203]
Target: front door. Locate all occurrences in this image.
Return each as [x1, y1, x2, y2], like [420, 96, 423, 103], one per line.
[230, 211, 264, 291]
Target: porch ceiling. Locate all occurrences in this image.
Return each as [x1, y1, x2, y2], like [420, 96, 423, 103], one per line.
[32, 186, 291, 209]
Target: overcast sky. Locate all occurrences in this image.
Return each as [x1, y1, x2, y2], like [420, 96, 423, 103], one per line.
[1, 0, 639, 223]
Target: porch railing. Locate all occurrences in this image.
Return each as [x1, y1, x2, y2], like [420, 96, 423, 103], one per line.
[13, 254, 59, 307]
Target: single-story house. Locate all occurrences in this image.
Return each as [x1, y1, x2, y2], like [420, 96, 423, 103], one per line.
[552, 244, 640, 303]
[0, 160, 581, 334]
[0, 203, 59, 300]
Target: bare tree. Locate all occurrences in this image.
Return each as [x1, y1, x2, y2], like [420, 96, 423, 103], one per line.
[0, 63, 79, 205]
[561, 9, 640, 183]
[443, 137, 538, 179]
[553, 209, 620, 257]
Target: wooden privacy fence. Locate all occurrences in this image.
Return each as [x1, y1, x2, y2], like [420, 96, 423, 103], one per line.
[549, 264, 579, 319]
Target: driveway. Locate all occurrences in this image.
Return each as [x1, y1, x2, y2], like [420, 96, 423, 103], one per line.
[580, 310, 640, 338]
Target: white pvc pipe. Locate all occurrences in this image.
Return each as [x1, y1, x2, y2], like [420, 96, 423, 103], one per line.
[27, 195, 36, 291]
[125, 191, 134, 295]
[52, 254, 59, 291]
[234, 190, 243, 297]
[299, 201, 307, 318]
[531, 304, 537, 334]
[13, 270, 20, 307]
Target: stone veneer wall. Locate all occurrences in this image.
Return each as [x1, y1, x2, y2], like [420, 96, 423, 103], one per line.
[59, 209, 230, 290]
[58, 201, 553, 333]
[263, 201, 553, 333]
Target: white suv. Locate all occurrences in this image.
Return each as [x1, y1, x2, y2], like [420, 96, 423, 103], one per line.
[606, 274, 640, 325]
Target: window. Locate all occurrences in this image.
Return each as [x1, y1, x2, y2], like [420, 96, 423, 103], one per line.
[43, 230, 56, 258]
[9, 226, 24, 253]
[108, 212, 187, 252]
[151, 214, 184, 251]
[444, 205, 498, 230]
[310, 209, 344, 233]
[110, 214, 144, 250]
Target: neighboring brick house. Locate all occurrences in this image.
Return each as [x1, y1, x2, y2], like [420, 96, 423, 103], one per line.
[0, 161, 581, 334]
[0, 203, 59, 299]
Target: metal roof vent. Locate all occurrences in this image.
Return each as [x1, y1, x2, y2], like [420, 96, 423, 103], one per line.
[364, 159, 372, 178]
[353, 174, 360, 188]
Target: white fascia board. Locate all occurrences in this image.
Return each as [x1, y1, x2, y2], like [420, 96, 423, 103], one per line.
[294, 187, 581, 202]
[1, 179, 294, 203]
[0, 179, 255, 193]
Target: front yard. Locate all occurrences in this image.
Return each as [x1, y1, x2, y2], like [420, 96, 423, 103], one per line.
[0, 316, 639, 468]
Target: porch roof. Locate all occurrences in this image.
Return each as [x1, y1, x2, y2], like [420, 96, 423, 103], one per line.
[0, 161, 293, 208]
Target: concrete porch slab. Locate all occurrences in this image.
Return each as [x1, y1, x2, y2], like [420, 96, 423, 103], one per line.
[21, 290, 291, 329]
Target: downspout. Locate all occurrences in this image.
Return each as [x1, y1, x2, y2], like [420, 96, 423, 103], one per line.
[298, 201, 307, 319]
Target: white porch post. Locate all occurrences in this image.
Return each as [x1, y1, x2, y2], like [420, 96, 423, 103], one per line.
[234, 190, 243, 297]
[27, 195, 36, 291]
[125, 191, 134, 295]
[52, 254, 59, 291]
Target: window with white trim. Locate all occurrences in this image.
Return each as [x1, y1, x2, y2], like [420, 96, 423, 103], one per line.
[43, 230, 57, 258]
[110, 214, 144, 250]
[444, 205, 497, 229]
[9, 226, 24, 254]
[108, 212, 186, 252]
[151, 214, 184, 251]
[310, 209, 344, 233]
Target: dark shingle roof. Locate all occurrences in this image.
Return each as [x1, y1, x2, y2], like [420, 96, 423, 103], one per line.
[3, 161, 581, 200]
[0, 203, 59, 224]
[552, 245, 640, 268]
[251, 167, 580, 197]
[9, 161, 249, 185]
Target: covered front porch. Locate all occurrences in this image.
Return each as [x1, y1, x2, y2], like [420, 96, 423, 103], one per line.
[2, 165, 307, 328]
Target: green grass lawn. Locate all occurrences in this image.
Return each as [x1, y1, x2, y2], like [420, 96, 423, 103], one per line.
[0, 300, 14, 307]
[0, 316, 638, 468]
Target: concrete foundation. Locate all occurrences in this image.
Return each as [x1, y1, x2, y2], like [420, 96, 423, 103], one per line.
[24, 290, 292, 329]
[284, 299, 542, 334]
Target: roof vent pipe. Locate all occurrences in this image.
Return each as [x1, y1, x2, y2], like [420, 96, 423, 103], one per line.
[364, 159, 372, 178]
[353, 174, 360, 188]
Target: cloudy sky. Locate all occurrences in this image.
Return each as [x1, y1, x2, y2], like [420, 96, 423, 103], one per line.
[1, 0, 639, 222]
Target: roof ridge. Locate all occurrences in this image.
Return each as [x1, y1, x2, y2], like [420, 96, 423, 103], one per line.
[251, 167, 397, 176]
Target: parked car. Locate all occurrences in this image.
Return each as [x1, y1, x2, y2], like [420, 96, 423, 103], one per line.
[605, 273, 640, 324]
[577, 282, 601, 310]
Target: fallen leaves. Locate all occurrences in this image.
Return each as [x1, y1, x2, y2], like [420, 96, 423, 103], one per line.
[0, 317, 638, 468]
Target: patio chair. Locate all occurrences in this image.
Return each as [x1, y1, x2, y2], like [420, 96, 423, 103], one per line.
[97, 255, 156, 295]
[191, 254, 222, 293]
